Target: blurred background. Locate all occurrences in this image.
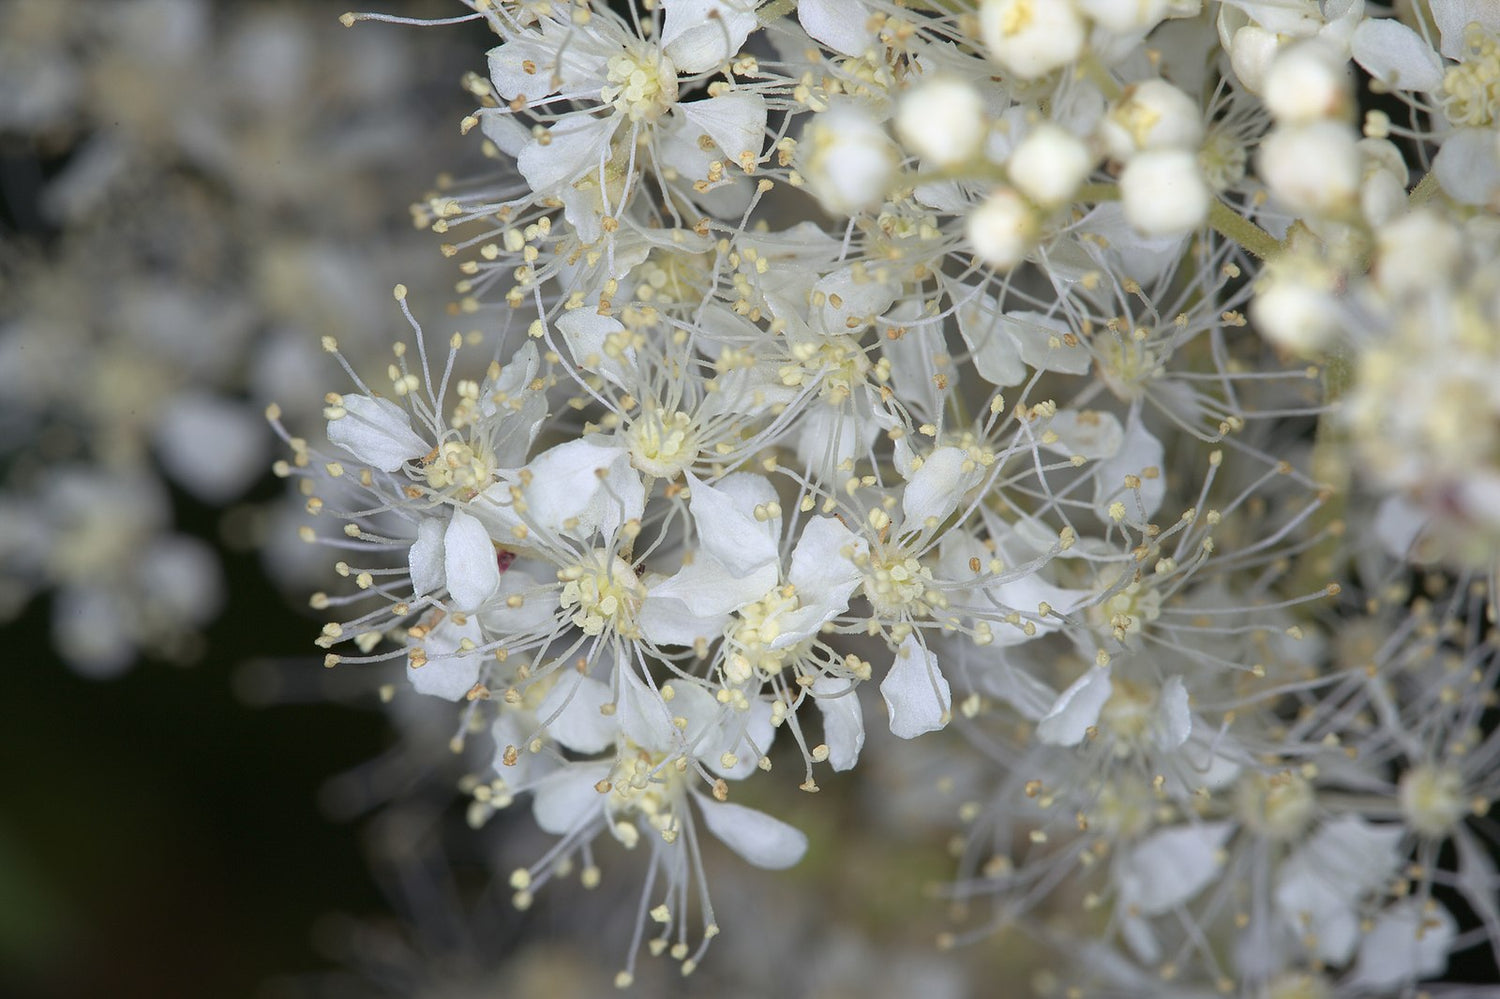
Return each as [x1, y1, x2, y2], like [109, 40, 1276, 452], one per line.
[0, 2, 482, 995]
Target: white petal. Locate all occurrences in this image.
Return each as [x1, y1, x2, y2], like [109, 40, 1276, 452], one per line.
[798, 0, 874, 57]
[1006, 310, 1092, 374]
[902, 446, 973, 527]
[616, 665, 681, 753]
[1275, 815, 1405, 963]
[677, 91, 766, 165]
[1118, 823, 1232, 915]
[661, 0, 760, 73]
[537, 674, 618, 755]
[532, 763, 611, 835]
[555, 309, 633, 386]
[880, 635, 951, 739]
[644, 557, 772, 621]
[1044, 409, 1124, 461]
[524, 438, 644, 540]
[328, 394, 427, 472]
[478, 108, 530, 157]
[786, 515, 865, 599]
[408, 517, 446, 596]
[686, 472, 779, 576]
[444, 508, 500, 611]
[1351, 18, 1444, 92]
[1432, 127, 1500, 206]
[953, 287, 1027, 388]
[407, 616, 484, 701]
[812, 267, 898, 336]
[1154, 675, 1192, 750]
[813, 676, 865, 771]
[486, 27, 606, 100]
[517, 114, 616, 194]
[1350, 903, 1456, 988]
[1091, 411, 1167, 518]
[1036, 666, 1112, 746]
[1432, 0, 1500, 60]
[698, 696, 775, 780]
[695, 797, 808, 869]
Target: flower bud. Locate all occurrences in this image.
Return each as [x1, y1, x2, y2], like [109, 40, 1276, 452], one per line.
[1264, 42, 1351, 124]
[1374, 210, 1463, 299]
[965, 187, 1038, 270]
[979, 0, 1085, 81]
[1008, 124, 1094, 208]
[1257, 121, 1361, 217]
[896, 77, 985, 168]
[1119, 149, 1210, 237]
[1076, 0, 1171, 33]
[1101, 80, 1204, 161]
[1228, 24, 1281, 93]
[800, 102, 897, 216]
[1250, 262, 1341, 355]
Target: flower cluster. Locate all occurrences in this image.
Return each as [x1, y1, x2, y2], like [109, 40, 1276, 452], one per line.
[286, 0, 1500, 993]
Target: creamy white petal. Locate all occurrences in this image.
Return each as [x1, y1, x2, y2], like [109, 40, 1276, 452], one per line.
[1349, 903, 1455, 988]
[408, 516, 445, 596]
[685, 472, 780, 576]
[1091, 411, 1167, 518]
[880, 635, 951, 739]
[677, 90, 766, 164]
[813, 676, 865, 771]
[328, 394, 427, 472]
[1117, 823, 1232, 915]
[522, 438, 645, 540]
[407, 615, 484, 701]
[1036, 666, 1112, 746]
[1044, 409, 1124, 461]
[798, 0, 874, 56]
[660, 0, 760, 73]
[1351, 17, 1444, 92]
[902, 446, 975, 527]
[444, 508, 500, 612]
[532, 762, 612, 835]
[1154, 675, 1192, 750]
[695, 796, 808, 869]
[555, 310, 634, 386]
[537, 674, 618, 755]
[517, 114, 616, 194]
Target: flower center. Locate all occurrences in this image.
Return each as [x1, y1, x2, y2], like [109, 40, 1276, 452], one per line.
[606, 741, 685, 847]
[627, 408, 698, 479]
[603, 46, 678, 123]
[780, 336, 885, 403]
[422, 439, 493, 498]
[724, 586, 806, 683]
[1088, 574, 1161, 641]
[1235, 770, 1315, 841]
[558, 550, 646, 638]
[1440, 24, 1500, 128]
[1399, 764, 1468, 838]
[861, 548, 940, 616]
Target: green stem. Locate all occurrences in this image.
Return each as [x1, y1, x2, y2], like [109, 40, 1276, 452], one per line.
[1208, 199, 1281, 260]
[759, 0, 797, 23]
[1409, 170, 1441, 207]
